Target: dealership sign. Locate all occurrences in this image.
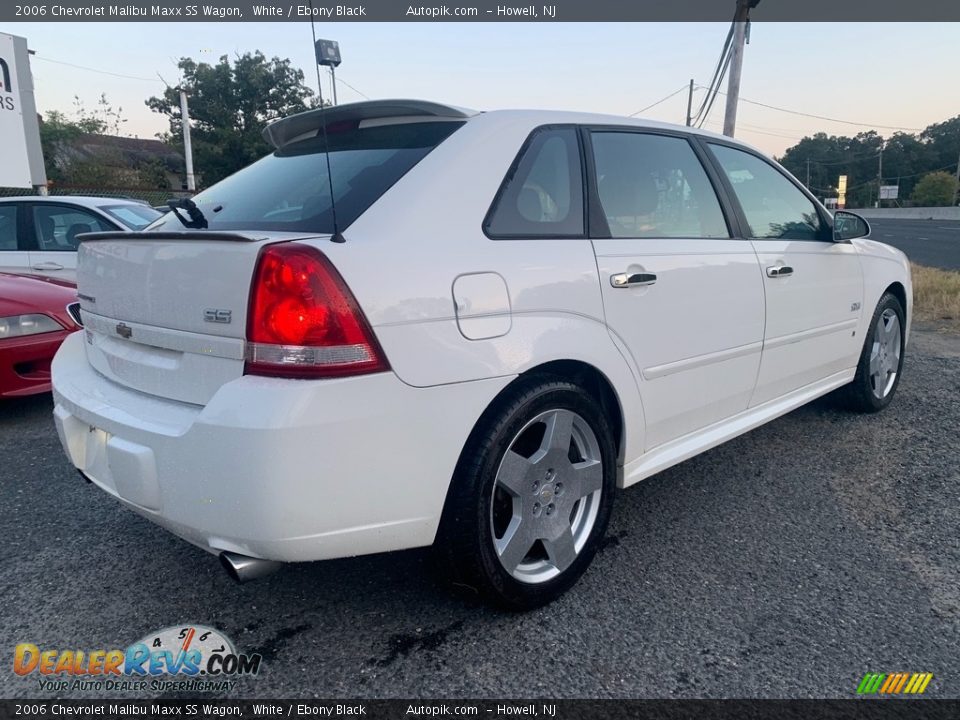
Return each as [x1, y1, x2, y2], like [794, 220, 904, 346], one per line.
[0, 32, 46, 189]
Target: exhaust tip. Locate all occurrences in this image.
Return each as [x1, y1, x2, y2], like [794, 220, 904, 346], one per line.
[219, 551, 282, 584]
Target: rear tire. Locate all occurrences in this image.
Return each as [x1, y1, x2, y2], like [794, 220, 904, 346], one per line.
[435, 378, 616, 610]
[838, 292, 905, 413]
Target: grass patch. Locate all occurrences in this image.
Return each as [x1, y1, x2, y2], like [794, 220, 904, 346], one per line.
[912, 263, 960, 330]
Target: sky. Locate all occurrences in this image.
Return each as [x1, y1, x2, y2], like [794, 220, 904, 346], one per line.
[5, 21, 959, 157]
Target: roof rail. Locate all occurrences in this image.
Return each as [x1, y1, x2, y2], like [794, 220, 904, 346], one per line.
[262, 99, 478, 149]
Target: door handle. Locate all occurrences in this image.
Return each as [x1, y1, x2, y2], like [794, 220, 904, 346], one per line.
[611, 272, 657, 288]
[31, 261, 65, 271]
[766, 265, 793, 278]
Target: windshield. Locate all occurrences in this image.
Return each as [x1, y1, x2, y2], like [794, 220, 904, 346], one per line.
[100, 204, 163, 230]
[147, 121, 464, 234]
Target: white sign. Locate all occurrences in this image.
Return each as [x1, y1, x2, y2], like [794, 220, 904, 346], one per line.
[879, 185, 899, 200]
[0, 32, 46, 189]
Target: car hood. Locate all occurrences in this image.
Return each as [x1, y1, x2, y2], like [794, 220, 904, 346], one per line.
[0, 272, 78, 321]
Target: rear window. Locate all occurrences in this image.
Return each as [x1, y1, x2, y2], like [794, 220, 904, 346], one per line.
[100, 204, 162, 230]
[147, 121, 464, 234]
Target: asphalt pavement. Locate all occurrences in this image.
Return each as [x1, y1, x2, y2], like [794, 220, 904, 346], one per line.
[867, 219, 960, 271]
[1, 330, 958, 700]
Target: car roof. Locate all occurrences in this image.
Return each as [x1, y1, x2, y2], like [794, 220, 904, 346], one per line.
[0, 195, 149, 209]
[262, 98, 767, 157]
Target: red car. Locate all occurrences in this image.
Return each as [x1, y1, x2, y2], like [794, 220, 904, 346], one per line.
[0, 273, 80, 398]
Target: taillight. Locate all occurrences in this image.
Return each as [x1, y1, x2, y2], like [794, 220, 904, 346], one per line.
[245, 242, 389, 379]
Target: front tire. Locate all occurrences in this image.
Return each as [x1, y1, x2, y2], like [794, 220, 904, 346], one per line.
[436, 378, 617, 610]
[840, 292, 906, 412]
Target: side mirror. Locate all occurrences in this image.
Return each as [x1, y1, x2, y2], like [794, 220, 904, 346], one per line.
[833, 210, 870, 242]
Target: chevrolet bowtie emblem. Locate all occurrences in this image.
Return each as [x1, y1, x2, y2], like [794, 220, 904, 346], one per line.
[116, 322, 132, 339]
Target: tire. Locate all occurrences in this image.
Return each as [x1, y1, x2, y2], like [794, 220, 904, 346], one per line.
[435, 378, 617, 610]
[838, 292, 906, 413]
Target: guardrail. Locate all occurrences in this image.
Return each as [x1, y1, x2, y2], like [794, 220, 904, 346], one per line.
[855, 207, 960, 221]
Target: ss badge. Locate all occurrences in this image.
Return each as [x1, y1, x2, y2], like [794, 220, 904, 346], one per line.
[204, 309, 232, 324]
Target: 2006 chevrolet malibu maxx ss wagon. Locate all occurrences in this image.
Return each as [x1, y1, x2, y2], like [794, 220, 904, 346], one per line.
[51, 100, 911, 609]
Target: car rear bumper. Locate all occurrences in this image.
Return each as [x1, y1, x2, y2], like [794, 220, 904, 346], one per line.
[1, 329, 73, 398]
[51, 331, 509, 563]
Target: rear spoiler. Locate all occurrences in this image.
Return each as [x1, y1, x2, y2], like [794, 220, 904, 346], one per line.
[262, 99, 478, 149]
[77, 231, 268, 243]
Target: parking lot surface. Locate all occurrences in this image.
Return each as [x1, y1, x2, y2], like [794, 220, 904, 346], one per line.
[1, 329, 958, 700]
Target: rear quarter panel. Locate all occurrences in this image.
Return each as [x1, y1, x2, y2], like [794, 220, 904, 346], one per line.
[313, 114, 647, 464]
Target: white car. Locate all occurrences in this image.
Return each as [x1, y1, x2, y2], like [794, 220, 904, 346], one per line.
[51, 100, 911, 609]
[0, 196, 162, 282]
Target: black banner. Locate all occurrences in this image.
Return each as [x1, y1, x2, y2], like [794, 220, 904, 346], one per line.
[3, 0, 960, 22]
[2, 700, 960, 720]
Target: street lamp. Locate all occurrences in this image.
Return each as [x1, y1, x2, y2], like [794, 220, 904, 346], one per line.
[314, 39, 341, 106]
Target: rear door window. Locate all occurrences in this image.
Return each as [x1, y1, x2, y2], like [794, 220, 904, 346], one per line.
[484, 127, 585, 238]
[589, 131, 730, 239]
[32, 205, 112, 251]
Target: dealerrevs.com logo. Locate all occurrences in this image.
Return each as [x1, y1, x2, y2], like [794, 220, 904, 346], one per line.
[13, 625, 262, 693]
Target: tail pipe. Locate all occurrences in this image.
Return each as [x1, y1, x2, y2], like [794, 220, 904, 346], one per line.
[219, 551, 282, 583]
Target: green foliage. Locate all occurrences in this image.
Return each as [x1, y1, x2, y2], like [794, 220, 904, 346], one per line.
[779, 115, 960, 207]
[146, 52, 317, 186]
[910, 171, 958, 207]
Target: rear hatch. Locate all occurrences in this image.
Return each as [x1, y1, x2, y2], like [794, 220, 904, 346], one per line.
[73, 110, 466, 406]
[76, 231, 309, 406]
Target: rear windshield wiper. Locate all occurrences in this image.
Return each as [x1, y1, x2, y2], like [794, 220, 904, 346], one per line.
[167, 198, 208, 229]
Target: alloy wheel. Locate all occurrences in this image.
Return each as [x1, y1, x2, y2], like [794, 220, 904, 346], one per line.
[490, 408, 603, 584]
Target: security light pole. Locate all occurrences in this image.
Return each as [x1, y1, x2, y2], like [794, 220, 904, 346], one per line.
[315, 39, 342, 106]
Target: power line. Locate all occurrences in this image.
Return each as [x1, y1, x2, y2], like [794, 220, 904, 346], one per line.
[628, 85, 688, 117]
[690, 22, 735, 128]
[32, 55, 161, 82]
[333, 75, 369, 100]
[695, 47, 732, 128]
[696, 85, 922, 132]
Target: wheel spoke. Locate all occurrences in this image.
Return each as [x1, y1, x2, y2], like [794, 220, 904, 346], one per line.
[540, 409, 574, 454]
[497, 450, 533, 496]
[889, 324, 901, 359]
[879, 314, 892, 341]
[869, 350, 882, 379]
[544, 528, 577, 573]
[495, 520, 533, 573]
[571, 459, 603, 499]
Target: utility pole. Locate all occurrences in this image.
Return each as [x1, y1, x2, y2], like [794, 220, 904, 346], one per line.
[723, 0, 759, 137]
[806, 159, 811, 190]
[877, 142, 883, 208]
[330, 66, 338, 106]
[179, 89, 196, 192]
[685, 78, 694, 126]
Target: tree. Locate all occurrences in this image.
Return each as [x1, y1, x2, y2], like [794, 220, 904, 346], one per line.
[146, 52, 317, 185]
[910, 171, 959, 207]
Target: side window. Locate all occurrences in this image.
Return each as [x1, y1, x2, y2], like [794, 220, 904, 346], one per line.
[484, 127, 584, 238]
[0, 205, 17, 251]
[708, 144, 825, 241]
[32, 205, 111, 251]
[590, 132, 730, 239]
